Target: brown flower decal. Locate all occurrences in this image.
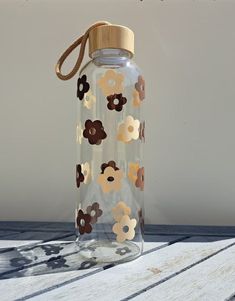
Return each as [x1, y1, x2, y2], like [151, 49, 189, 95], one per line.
[107, 93, 127, 112]
[76, 209, 92, 235]
[135, 167, 144, 191]
[135, 75, 145, 101]
[139, 121, 145, 142]
[86, 202, 103, 224]
[112, 215, 137, 243]
[77, 75, 90, 100]
[83, 119, 107, 145]
[98, 69, 124, 96]
[100, 160, 119, 174]
[76, 164, 84, 188]
[97, 166, 123, 193]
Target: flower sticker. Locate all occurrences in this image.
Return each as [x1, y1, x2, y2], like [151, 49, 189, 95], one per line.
[76, 164, 84, 188]
[97, 166, 123, 193]
[98, 70, 124, 96]
[132, 89, 141, 108]
[135, 75, 145, 101]
[112, 215, 137, 243]
[112, 201, 131, 222]
[128, 162, 140, 184]
[86, 202, 103, 224]
[107, 93, 127, 112]
[83, 119, 107, 145]
[81, 162, 91, 184]
[83, 90, 96, 109]
[77, 75, 90, 100]
[76, 209, 92, 235]
[117, 115, 140, 143]
[116, 246, 131, 256]
[76, 123, 83, 145]
[139, 121, 145, 142]
[100, 160, 119, 173]
[135, 167, 144, 191]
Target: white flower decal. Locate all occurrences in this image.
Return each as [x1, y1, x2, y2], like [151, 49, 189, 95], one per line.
[83, 90, 96, 109]
[117, 115, 140, 143]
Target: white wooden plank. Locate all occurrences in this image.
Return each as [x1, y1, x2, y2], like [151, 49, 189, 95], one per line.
[28, 236, 235, 301]
[0, 235, 182, 301]
[132, 244, 235, 301]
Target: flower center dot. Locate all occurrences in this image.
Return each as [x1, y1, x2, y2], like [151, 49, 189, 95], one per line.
[123, 225, 129, 233]
[79, 83, 83, 91]
[128, 125, 134, 132]
[80, 219, 85, 226]
[108, 79, 116, 87]
[90, 210, 96, 217]
[89, 127, 96, 135]
[107, 176, 114, 182]
[113, 98, 119, 105]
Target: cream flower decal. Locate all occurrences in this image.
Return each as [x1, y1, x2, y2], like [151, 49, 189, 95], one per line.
[98, 70, 124, 96]
[117, 115, 140, 143]
[128, 162, 140, 184]
[76, 123, 83, 145]
[132, 89, 141, 108]
[81, 162, 91, 184]
[97, 166, 123, 193]
[83, 90, 96, 109]
[112, 215, 137, 243]
[112, 201, 131, 222]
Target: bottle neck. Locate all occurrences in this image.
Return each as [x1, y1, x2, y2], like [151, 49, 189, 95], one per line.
[91, 48, 132, 67]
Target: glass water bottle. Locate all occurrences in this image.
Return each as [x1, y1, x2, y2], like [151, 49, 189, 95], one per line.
[56, 22, 145, 265]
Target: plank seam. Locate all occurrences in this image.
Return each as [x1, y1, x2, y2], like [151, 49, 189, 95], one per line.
[121, 240, 235, 300]
[12, 236, 190, 301]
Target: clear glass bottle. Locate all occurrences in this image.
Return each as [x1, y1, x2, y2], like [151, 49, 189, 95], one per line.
[57, 22, 145, 265]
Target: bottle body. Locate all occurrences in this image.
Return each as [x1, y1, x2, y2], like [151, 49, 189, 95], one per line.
[76, 49, 145, 264]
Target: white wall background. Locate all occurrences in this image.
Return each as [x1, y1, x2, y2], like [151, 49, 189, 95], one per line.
[0, 0, 235, 225]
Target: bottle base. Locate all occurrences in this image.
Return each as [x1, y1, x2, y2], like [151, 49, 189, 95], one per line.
[77, 239, 142, 265]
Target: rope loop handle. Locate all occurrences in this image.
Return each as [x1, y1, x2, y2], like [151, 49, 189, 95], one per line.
[55, 21, 111, 80]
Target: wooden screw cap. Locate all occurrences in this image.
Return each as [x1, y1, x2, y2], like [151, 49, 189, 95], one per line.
[88, 24, 134, 57]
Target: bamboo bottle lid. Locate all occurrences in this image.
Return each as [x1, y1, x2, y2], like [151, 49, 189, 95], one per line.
[88, 24, 134, 57]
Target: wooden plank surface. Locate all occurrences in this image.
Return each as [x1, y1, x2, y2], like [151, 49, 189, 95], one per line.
[0, 231, 20, 238]
[132, 244, 235, 301]
[26, 236, 235, 301]
[145, 225, 235, 237]
[0, 231, 74, 250]
[0, 235, 184, 301]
